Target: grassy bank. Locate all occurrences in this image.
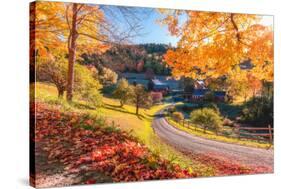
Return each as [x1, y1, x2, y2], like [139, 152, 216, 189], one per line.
[33, 82, 215, 176]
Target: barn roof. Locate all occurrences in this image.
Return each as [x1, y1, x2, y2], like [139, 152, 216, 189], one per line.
[192, 89, 209, 96]
[214, 91, 226, 97]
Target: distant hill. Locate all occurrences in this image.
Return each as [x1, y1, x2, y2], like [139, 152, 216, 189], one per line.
[81, 43, 172, 75]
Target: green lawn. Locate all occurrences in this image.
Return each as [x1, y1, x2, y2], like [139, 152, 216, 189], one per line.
[33, 82, 215, 177]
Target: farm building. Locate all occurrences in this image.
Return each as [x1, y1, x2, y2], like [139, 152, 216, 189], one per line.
[192, 89, 210, 101]
[149, 79, 170, 95]
[191, 89, 226, 102]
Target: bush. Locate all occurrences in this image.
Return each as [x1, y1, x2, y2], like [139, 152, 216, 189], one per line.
[167, 106, 176, 114]
[172, 112, 184, 122]
[113, 78, 130, 107]
[36, 56, 103, 106]
[241, 96, 273, 126]
[99, 67, 118, 85]
[204, 103, 220, 114]
[204, 91, 215, 102]
[190, 108, 223, 134]
[74, 64, 103, 107]
[151, 92, 163, 104]
[223, 118, 234, 127]
[36, 56, 68, 98]
[102, 84, 116, 95]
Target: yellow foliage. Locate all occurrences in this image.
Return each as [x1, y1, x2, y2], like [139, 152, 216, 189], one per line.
[31, 2, 109, 58]
[160, 11, 273, 81]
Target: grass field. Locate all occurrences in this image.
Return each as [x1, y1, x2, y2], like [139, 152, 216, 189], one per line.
[33, 82, 215, 176]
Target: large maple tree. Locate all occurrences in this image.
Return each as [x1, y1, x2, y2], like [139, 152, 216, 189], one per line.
[160, 11, 273, 81]
[31, 2, 108, 101]
[31, 2, 143, 101]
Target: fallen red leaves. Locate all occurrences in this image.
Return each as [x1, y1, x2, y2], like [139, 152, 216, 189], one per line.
[33, 102, 194, 187]
[180, 150, 272, 176]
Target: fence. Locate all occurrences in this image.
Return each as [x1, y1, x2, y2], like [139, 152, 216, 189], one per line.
[166, 109, 274, 146]
[234, 124, 273, 144]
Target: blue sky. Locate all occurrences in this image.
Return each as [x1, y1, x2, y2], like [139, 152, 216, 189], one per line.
[107, 6, 273, 46]
[133, 11, 180, 46]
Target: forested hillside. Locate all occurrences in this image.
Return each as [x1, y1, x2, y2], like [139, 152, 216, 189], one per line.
[81, 43, 172, 75]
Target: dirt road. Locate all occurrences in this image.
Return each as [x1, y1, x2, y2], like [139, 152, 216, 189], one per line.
[152, 109, 274, 170]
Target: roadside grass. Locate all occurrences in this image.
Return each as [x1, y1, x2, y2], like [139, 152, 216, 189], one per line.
[166, 116, 271, 149]
[33, 82, 215, 177]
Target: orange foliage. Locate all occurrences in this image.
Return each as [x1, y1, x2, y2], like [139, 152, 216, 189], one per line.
[161, 11, 273, 81]
[31, 2, 109, 58]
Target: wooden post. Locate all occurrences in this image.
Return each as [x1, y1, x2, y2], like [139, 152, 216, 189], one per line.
[268, 124, 273, 145]
[236, 124, 240, 140]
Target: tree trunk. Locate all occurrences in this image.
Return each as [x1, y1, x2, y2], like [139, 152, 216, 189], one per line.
[58, 88, 64, 98]
[203, 126, 206, 134]
[66, 4, 78, 102]
[136, 104, 139, 115]
[135, 95, 140, 115]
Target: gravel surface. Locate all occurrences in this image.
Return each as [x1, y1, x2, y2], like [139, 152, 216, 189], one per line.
[152, 110, 274, 170]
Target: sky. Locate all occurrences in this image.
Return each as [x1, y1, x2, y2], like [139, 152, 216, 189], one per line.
[109, 6, 273, 46]
[133, 11, 181, 46]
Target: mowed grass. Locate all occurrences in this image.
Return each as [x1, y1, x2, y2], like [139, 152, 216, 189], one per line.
[33, 82, 215, 176]
[166, 117, 271, 149]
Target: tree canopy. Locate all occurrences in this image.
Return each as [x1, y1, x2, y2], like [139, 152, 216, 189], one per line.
[160, 11, 273, 81]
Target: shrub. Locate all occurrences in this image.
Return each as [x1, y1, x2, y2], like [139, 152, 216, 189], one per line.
[36, 56, 103, 106]
[172, 112, 184, 122]
[167, 106, 176, 115]
[205, 103, 220, 114]
[151, 92, 163, 104]
[74, 64, 103, 107]
[190, 108, 223, 134]
[113, 78, 130, 107]
[223, 118, 234, 127]
[36, 56, 68, 98]
[241, 96, 273, 126]
[99, 67, 118, 85]
[203, 91, 215, 102]
[102, 84, 116, 95]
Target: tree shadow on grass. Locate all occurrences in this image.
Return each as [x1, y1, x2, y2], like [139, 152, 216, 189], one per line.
[103, 103, 145, 119]
[71, 102, 96, 110]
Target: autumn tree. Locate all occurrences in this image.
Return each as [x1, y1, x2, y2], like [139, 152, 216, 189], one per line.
[65, 3, 108, 101]
[74, 64, 103, 106]
[247, 73, 262, 97]
[190, 108, 223, 135]
[36, 55, 67, 98]
[113, 78, 131, 107]
[31, 2, 106, 101]
[160, 11, 273, 82]
[179, 77, 195, 93]
[33, 2, 145, 102]
[36, 54, 102, 105]
[130, 84, 152, 115]
[99, 67, 118, 85]
[150, 91, 163, 104]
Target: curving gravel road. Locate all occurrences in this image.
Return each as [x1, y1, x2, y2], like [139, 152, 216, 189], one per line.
[152, 109, 274, 170]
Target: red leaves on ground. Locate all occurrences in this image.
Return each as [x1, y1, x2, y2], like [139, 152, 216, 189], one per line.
[181, 151, 272, 176]
[33, 102, 194, 187]
[85, 179, 96, 184]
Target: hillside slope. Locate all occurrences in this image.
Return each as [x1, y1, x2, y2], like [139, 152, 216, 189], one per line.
[32, 102, 193, 187]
